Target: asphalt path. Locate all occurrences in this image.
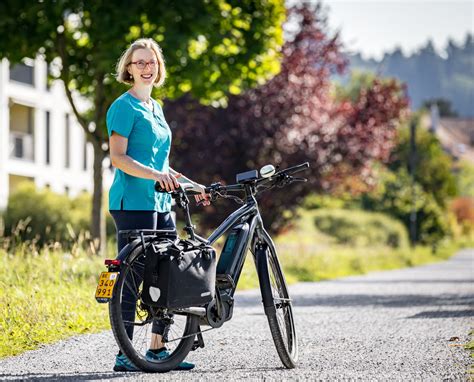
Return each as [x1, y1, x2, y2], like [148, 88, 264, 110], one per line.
[0, 249, 472, 381]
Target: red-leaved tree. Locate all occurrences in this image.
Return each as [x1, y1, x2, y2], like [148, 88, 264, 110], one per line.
[165, 4, 409, 233]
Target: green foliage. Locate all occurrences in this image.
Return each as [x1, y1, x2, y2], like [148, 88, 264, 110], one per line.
[356, 117, 458, 245]
[303, 193, 360, 210]
[311, 209, 409, 249]
[361, 168, 450, 245]
[389, 121, 458, 207]
[2, 183, 115, 247]
[270, 208, 458, 283]
[456, 160, 474, 197]
[3, 183, 90, 246]
[0, 247, 108, 358]
[280, 242, 456, 282]
[0, 0, 285, 106]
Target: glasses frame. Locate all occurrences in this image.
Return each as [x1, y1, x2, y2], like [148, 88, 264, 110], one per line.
[129, 60, 158, 70]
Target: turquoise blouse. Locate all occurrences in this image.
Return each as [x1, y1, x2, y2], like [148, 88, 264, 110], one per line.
[106, 92, 172, 212]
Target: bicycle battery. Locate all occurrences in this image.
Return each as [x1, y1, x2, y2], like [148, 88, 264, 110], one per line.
[216, 223, 250, 291]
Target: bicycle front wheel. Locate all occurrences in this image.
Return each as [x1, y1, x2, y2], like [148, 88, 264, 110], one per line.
[109, 244, 199, 372]
[258, 239, 298, 368]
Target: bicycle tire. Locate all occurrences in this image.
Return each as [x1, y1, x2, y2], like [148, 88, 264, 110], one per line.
[258, 238, 298, 368]
[109, 244, 199, 372]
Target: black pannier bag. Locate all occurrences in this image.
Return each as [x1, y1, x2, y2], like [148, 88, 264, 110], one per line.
[142, 239, 216, 309]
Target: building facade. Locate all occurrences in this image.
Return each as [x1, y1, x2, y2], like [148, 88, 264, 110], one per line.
[0, 56, 103, 209]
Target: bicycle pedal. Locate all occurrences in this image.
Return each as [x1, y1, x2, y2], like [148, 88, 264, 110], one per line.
[216, 274, 235, 289]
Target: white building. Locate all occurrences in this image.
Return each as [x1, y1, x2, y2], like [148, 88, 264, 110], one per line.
[0, 56, 106, 210]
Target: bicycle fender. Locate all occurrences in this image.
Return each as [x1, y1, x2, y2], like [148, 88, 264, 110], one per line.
[116, 237, 150, 262]
[255, 242, 277, 316]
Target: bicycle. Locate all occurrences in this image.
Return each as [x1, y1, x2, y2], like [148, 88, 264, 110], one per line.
[95, 162, 309, 372]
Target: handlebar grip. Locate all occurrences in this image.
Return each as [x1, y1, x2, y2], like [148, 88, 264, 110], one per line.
[283, 162, 310, 175]
[154, 182, 168, 193]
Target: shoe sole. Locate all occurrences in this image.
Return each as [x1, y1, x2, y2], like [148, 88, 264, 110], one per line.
[113, 365, 140, 372]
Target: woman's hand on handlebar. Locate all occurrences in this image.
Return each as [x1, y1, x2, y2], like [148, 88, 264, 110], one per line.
[192, 183, 211, 206]
[153, 171, 180, 192]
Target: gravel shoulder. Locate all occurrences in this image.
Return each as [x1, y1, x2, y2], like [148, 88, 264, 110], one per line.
[0, 249, 472, 381]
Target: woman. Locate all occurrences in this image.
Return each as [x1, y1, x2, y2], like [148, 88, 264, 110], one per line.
[107, 38, 208, 372]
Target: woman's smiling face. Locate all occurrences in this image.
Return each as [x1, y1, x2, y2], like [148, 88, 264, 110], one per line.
[128, 48, 159, 86]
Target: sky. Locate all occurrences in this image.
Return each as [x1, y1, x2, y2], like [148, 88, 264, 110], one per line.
[316, 0, 474, 60]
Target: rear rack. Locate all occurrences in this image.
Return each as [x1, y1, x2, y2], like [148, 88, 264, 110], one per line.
[119, 229, 177, 241]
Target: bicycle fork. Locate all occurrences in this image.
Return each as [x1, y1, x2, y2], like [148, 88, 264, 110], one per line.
[254, 241, 277, 317]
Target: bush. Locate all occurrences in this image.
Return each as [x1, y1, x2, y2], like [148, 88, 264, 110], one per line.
[2, 183, 118, 249]
[312, 208, 409, 248]
[360, 168, 450, 245]
[2, 183, 90, 246]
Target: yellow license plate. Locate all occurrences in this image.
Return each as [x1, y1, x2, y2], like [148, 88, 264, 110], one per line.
[95, 272, 118, 303]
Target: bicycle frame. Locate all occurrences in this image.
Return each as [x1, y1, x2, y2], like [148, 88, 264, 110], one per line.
[205, 194, 273, 296]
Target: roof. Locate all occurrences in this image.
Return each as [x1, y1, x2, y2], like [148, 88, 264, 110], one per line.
[425, 115, 474, 164]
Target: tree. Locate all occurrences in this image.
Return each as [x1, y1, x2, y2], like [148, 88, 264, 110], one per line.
[388, 119, 458, 208]
[166, 4, 408, 233]
[0, 0, 285, 249]
[360, 167, 450, 245]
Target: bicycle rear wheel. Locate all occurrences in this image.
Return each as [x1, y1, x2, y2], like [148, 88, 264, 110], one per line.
[109, 244, 199, 372]
[258, 239, 298, 368]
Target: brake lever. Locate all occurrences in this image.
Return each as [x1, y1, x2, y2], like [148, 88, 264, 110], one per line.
[292, 177, 307, 182]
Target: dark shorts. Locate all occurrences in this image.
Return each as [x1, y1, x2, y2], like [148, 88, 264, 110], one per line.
[110, 210, 176, 253]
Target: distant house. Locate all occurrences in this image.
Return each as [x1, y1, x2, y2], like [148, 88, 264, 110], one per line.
[426, 106, 474, 165]
[435, 118, 474, 164]
[0, 56, 110, 210]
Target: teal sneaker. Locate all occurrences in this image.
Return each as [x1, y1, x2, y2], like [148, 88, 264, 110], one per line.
[113, 353, 140, 372]
[146, 349, 195, 371]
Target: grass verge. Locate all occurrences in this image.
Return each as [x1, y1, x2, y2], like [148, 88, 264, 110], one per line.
[0, 247, 108, 358]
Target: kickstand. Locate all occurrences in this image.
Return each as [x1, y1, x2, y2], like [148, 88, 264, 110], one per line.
[191, 326, 205, 351]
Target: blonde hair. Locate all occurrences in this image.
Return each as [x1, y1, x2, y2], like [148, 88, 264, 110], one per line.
[115, 38, 166, 87]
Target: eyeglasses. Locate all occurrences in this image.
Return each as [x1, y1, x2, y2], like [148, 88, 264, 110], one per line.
[129, 60, 158, 70]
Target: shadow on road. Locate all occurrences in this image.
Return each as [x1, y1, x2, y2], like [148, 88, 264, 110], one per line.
[331, 279, 473, 284]
[406, 309, 474, 318]
[235, 293, 474, 308]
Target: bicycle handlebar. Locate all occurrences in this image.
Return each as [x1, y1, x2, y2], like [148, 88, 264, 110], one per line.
[154, 162, 310, 202]
[204, 161, 310, 196]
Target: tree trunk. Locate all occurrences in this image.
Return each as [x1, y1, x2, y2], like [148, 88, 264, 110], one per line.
[91, 143, 106, 254]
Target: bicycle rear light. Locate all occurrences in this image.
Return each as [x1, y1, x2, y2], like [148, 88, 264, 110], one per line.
[104, 259, 121, 266]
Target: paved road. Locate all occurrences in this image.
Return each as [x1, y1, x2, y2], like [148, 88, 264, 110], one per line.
[1, 249, 472, 381]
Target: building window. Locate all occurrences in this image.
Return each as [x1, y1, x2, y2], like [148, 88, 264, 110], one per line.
[46, 111, 51, 165]
[9, 103, 35, 161]
[10, 60, 35, 86]
[65, 114, 71, 168]
[46, 63, 50, 91]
